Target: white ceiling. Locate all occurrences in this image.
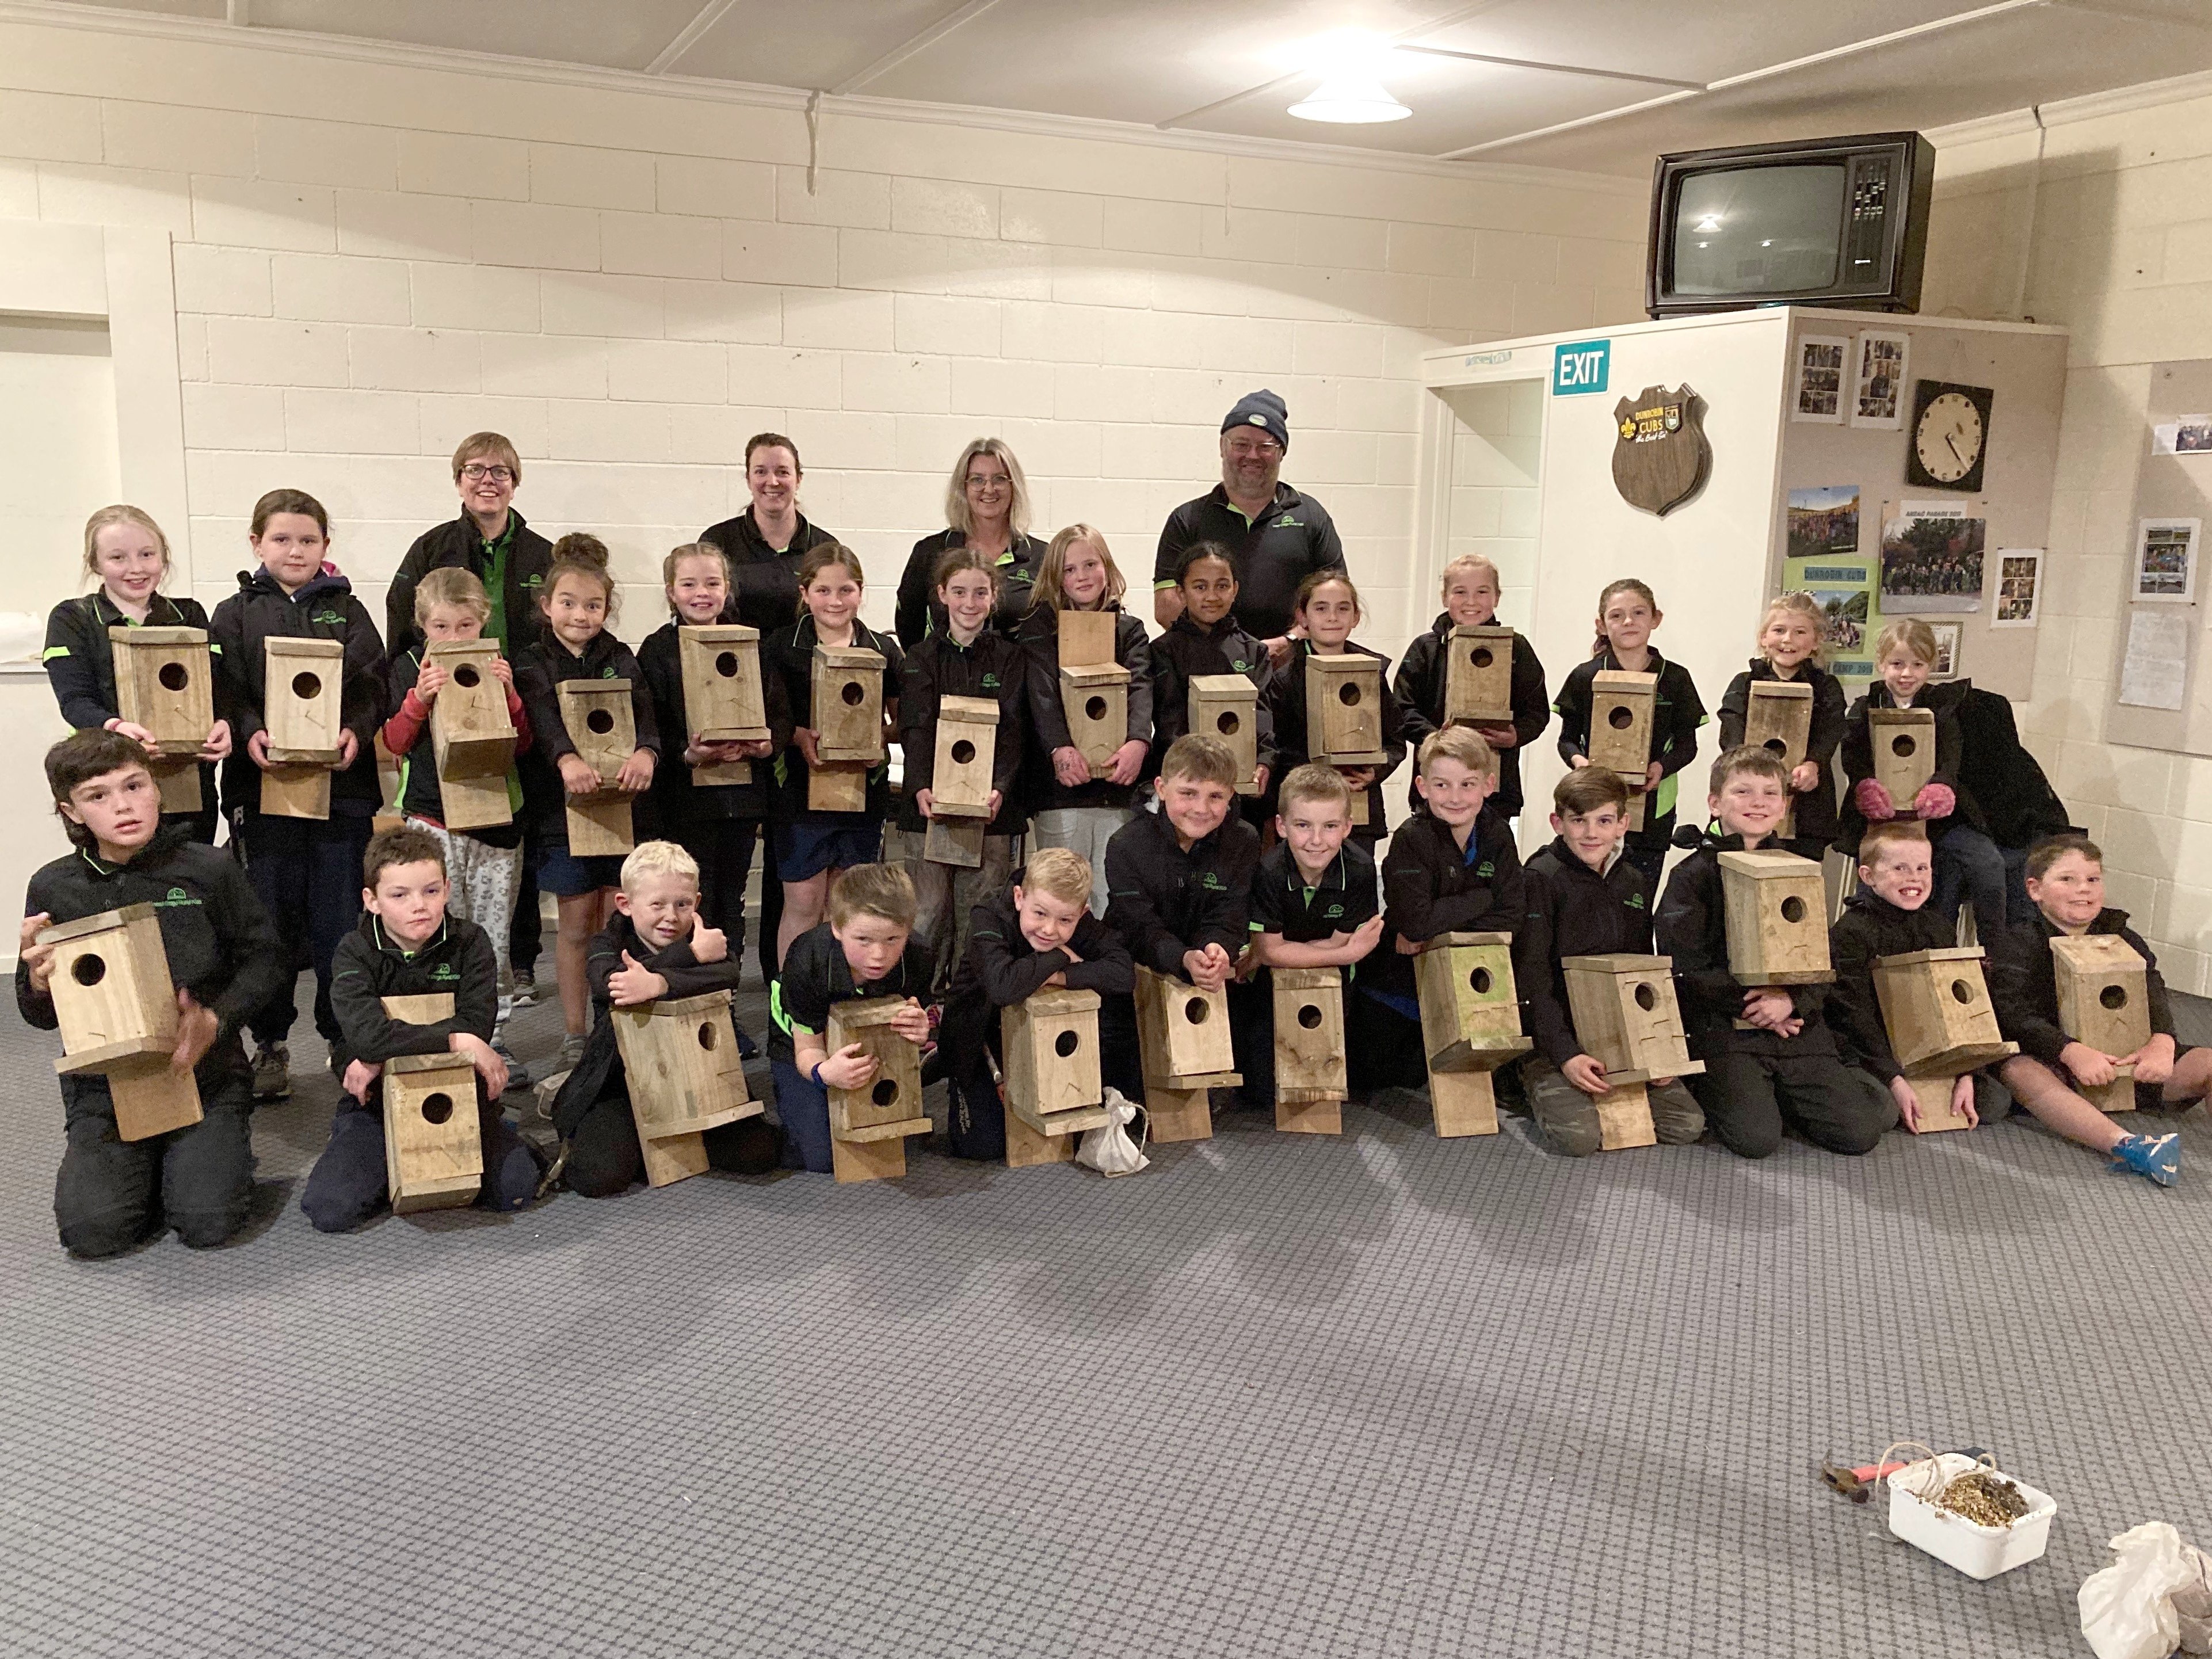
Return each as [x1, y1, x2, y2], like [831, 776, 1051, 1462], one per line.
[43, 0, 2212, 176]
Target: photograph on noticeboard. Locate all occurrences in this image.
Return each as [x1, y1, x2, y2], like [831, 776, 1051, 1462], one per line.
[1926, 621, 1962, 681]
[2134, 519, 2199, 604]
[1990, 550, 2042, 629]
[1786, 485, 1859, 559]
[2151, 417, 2212, 455]
[1879, 507, 1985, 613]
[1791, 337, 1849, 424]
[1786, 555, 1874, 682]
[1849, 332, 1909, 430]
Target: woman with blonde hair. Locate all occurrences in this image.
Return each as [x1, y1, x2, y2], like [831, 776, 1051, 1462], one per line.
[894, 436, 1046, 646]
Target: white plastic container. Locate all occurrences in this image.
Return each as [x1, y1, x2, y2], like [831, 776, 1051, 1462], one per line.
[1887, 1454, 2058, 1580]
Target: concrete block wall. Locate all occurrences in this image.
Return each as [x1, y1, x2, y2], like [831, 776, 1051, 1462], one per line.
[0, 15, 1647, 667]
[1922, 75, 2212, 991]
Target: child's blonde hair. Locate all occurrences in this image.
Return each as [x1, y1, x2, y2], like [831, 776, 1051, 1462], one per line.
[829, 863, 917, 930]
[662, 541, 730, 613]
[1440, 554, 1500, 597]
[1873, 618, 1937, 666]
[1018, 846, 1093, 909]
[1294, 569, 1362, 625]
[1418, 726, 1495, 778]
[1856, 821, 1928, 871]
[1757, 591, 1828, 665]
[1159, 733, 1237, 790]
[1592, 577, 1658, 658]
[1710, 743, 1789, 792]
[415, 565, 490, 626]
[621, 840, 700, 892]
[81, 505, 171, 585]
[547, 534, 619, 624]
[1032, 524, 1125, 614]
[1277, 761, 1353, 816]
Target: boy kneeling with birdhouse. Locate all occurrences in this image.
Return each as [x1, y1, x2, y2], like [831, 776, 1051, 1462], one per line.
[303, 826, 541, 1230]
[548, 840, 779, 1195]
[20, 731, 285, 1257]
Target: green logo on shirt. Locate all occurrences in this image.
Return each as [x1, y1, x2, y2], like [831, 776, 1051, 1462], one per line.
[166, 887, 188, 902]
[1201, 872, 1226, 891]
[601, 666, 617, 679]
[1274, 514, 1300, 528]
[1475, 860, 1495, 879]
[1231, 659, 1252, 673]
[521, 574, 543, 589]
[313, 609, 344, 626]
[981, 673, 1001, 689]
[1324, 903, 1344, 920]
[432, 963, 460, 982]
[1626, 893, 1647, 910]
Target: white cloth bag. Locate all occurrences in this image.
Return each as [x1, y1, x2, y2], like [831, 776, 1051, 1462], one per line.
[1076, 1088, 1149, 1176]
[2081, 1523, 2202, 1659]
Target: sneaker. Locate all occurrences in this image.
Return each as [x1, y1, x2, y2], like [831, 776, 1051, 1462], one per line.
[734, 1021, 759, 1061]
[251, 1042, 291, 1101]
[2111, 1132, 2180, 1187]
[491, 1036, 532, 1093]
[556, 1032, 586, 1071]
[510, 967, 541, 1008]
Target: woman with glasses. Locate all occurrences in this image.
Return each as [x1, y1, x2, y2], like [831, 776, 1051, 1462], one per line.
[384, 432, 555, 661]
[894, 438, 1047, 647]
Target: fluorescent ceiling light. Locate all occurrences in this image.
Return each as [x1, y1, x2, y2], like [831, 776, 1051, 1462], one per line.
[1288, 71, 1412, 123]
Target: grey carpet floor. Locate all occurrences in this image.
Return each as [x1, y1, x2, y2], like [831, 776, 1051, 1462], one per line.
[5, 976, 2212, 1658]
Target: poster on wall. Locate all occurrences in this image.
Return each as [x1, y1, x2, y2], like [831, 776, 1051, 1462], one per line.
[1849, 332, 1910, 430]
[1784, 554, 1874, 681]
[1879, 504, 1986, 613]
[1927, 621, 1963, 680]
[2151, 416, 2212, 455]
[2119, 609, 2190, 710]
[1791, 337, 1849, 424]
[2134, 518, 2200, 602]
[1786, 486, 1859, 557]
[1990, 550, 2043, 628]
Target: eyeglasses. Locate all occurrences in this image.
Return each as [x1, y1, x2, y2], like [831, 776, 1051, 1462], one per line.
[460, 464, 515, 483]
[1224, 434, 1282, 456]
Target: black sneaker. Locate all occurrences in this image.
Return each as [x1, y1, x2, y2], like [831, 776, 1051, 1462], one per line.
[251, 1042, 291, 1101]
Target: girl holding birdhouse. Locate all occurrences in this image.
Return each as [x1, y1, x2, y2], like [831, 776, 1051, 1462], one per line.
[1717, 591, 1846, 862]
[1391, 553, 1549, 825]
[44, 505, 231, 844]
[1257, 570, 1405, 844]
[1554, 577, 1706, 894]
[1145, 541, 1277, 800]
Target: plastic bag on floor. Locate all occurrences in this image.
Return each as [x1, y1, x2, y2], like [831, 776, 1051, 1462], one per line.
[1076, 1088, 1149, 1177]
[2081, 1523, 2200, 1659]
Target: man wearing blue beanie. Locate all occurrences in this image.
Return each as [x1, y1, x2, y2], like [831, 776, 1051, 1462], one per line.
[1154, 388, 1347, 666]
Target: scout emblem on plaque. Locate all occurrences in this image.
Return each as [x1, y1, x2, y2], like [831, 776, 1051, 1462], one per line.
[1611, 384, 1711, 517]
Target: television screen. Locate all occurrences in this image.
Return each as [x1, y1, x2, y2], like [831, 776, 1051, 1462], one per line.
[1669, 164, 1849, 296]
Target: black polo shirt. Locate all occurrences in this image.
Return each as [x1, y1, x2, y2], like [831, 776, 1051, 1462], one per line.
[1154, 482, 1345, 643]
[1249, 840, 1379, 945]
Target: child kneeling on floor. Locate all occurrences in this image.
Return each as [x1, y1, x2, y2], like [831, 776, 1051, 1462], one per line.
[940, 846, 1134, 1160]
[20, 731, 285, 1257]
[770, 863, 933, 1174]
[1987, 833, 2211, 1186]
[549, 840, 779, 1196]
[1656, 745, 1896, 1159]
[302, 826, 541, 1230]
[1514, 766, 1703, 1157]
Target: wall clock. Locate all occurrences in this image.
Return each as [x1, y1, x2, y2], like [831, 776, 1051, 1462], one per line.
[1906, 379, 1992, 492]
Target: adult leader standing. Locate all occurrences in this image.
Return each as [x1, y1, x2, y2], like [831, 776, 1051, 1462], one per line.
[1153, 389, 1345, 667]
[894, 437, 1047, 647]
[384, 431, 554, 661]
[699, 432, 838, 635]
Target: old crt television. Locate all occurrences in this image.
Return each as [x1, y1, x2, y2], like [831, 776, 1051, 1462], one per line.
[1645, 132, 1933, 318]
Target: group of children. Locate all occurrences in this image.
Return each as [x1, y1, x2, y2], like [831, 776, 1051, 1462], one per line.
[18, 430, 2207, 1258]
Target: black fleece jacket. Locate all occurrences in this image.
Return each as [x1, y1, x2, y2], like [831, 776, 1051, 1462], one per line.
[1103, 807, 1261, 978]
[1017, 604, 1153, 815]
[636, 620, 790, 828]
[1989, 907, 2173, 1070]
[550, 914, 748, 1135]
[327, 913, 498, 1078]
[210, 566, 386, 815]
[764, 616, 903, 822]
[1717, 658, 1847, 846]
[1515, 838, 1657, 1067]
[18, 828, 284, 1106]
[894, 529, 1049, 647]
[896, 628, 1028, 835]
[940, 891, 1135, 1069]
[1839, 680, 1983, 849]
[385, 510, 554, 661]
[1554, 648, 1705, 847]
[514, 630, 661, 842]
[43, 590, 224, 816]
[1654, 832, 1835, 1054]
[1145, 612, 1277, 784]
[1394, 613, 1549, 820]
[1371, 806, 1523, 1002]
[1825, 888, 1959, 1082]
[1260, 640, 1407, 840]
[1952, 682, 2072, 849]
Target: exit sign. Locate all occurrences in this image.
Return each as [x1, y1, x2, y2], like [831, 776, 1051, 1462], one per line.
[1551, 339, 1610, 396]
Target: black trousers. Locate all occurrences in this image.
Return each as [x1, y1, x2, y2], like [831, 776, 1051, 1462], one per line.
[54, 1075, 255, 1257]
[565, 1093, 780, 1196]
[1227, 977, 1274, 1110]
[1349, 987, 1432, 1094]
[949, 1057, 1007, 1161]
[1099, 991, 1146, 1105]
[237, 808, 373, 1047]
[1688, 1046, 1898, 1159]
[510, 823, 543, 977]
[674, 818, 760, 972]
[756, 830, 785, 986]
[299, 1094, 543, 1232]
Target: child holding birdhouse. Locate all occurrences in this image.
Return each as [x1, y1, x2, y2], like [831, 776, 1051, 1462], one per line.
[547, 840, 779, 1196]
[380, 566, 536, 1083]
[897, 548, 1028, 986]
[1655, 746, 1895, 1160]
[764, 543, 903, 971]
[1392, 554, 1549, 823]
[637, 542, 787, 1011]
[1717, 592, 1845, 861]
[1145, 542, 1276, 796]
[939, 847, 1134, 1162]
[514, 536, 661, 1071]
[1017, 524, 1154, 907]
[211, 489, 387, 1103]
[1513, 767, 1704, 1158]
[1258, 571, 1405, 842]
[302, 827, 541, 1230]
[18, 730, 284, 1257]
[44, 505, 231, 842]
[1985, 834, 2211, 1185]
[769, 863, 934, 1176]
[1554, 577, 1706, 894]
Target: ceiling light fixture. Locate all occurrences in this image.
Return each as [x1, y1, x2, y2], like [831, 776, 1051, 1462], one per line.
[1288, 70, 1412, 123]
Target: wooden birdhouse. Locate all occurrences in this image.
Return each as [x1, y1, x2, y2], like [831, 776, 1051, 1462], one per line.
[1305, 653, 1385, 765]
[382, 1051, 483, 1214]
[825, 996, 930, 1183]
[1414, 931, 1532, 1139]
[2051, 933, 2151, 1114]
[1135, 965, 1240, 1143]
[1443, 625, 1516, 726]
[258, 636, 348, 822]
[1188, 674, 1259, 795]
[39, 903, 200, 1142]
[1561, 953, 1706, 1152]
[1000, 986, 1110, 1166]
[1870, 707, 1936, 822]
[1870, 947, 2016, 1133]
[1717, 849, 1832, 986]
[922, 694, 1000, 869]
[558, 678, 636, 857]
[1272, 966, 1347, 1135]
[1745, 678, 1813, 835]
[813, 644, 884, 762]
[1060, 662, 1130, 779]
[110, 625, 213, 814]
[1586, 669, 1656, 778]
[1056, 608, 1117, 669]
[612, 991, 761, 1185]
[678, 625, 768, 787]
[423, 639, 514, 832]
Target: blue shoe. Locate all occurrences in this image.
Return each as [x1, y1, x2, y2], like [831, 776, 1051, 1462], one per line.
[2111, 1132, 2179, 1187]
